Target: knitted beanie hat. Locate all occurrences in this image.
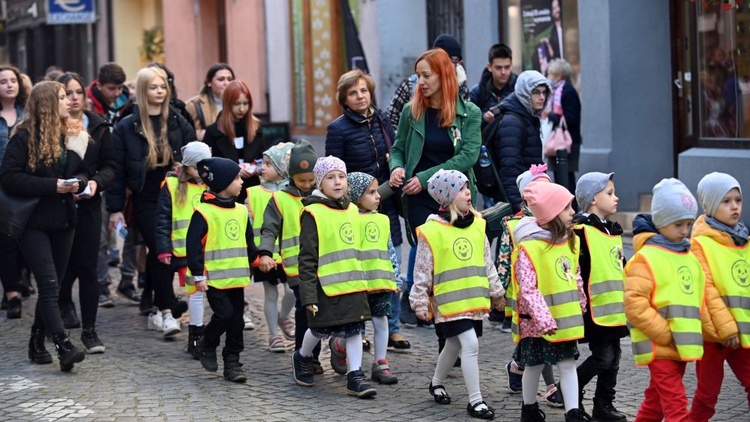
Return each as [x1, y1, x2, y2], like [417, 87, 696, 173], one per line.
[433, 34, 462, 60]
[263, 142, 294, 179]
[197, 157, 240, 194]
[697, 172, 742, 217]
[427, 169, 468, 208]
[289, 139, 318, 176]
[313, 156, 347, 188]
[651, 178, 698, 228]
[516, 164, 551, 199]
[575, 172, 615, 213]
[180, 141, 211, 167]
[347, 172, 375, 205]
[523, 182, 574, 225]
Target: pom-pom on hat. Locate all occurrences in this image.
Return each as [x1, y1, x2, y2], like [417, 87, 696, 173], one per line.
[575, 172, 615, 213]
[347, 172, 375, 205]
[651, 178, 698, 228]
[427, 169, 468, 208]
[181, 141, 211, 167]
[523, 182, 574, 225]
[313, 156, 347, 188]
[516, 164, 551, 199]
[697, 172, 742, 217]
[196, 157, 240, 194]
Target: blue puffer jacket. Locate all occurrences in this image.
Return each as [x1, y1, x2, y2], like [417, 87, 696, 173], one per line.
[490, 93, 543, 211]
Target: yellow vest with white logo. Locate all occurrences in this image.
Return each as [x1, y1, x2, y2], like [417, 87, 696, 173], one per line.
[417, 218, 490, 318]
[165, 177, 206, 258]
[628, 245, 705, 365]
[273, 191, 304, 277]
[247, 186, 281, 263]
[578, 225, 627, 327]
[194, 202, 251, 289]
[357, 212, 397, 293]
[693, 236, 750, 348]
[511, 238, 584, 344]
[305, 203, 368, 296]
[504, 217, 521, 319]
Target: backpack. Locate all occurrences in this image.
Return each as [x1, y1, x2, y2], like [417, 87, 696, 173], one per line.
[473, 110, 526, 202]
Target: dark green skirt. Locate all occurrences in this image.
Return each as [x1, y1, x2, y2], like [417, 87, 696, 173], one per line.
[512, 337, 579, 366]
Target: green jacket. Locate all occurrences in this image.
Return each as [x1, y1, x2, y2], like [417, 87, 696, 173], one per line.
[388, 97, 482, 200]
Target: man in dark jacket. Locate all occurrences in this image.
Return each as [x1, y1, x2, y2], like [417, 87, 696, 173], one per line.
[488, 71, 551, 211]
[470, 43, 518, 129]
[87, 63, 130, 126]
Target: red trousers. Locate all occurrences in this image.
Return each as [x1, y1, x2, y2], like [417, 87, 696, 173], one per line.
[635, 359, 689, 422]
[689, 341, 750, 422]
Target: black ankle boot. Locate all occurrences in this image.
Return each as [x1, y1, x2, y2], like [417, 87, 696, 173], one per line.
[53, 333, 85, 372]
[28, 327, 52, 364]
[521, 402, 546, 422]
[223, 355, 247, 383]
[565, 408, 592, 422]
[592, 398, 627, 422]
[187, 325, 203, 360]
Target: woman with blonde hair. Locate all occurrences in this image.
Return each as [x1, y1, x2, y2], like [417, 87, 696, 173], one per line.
[0, 81, 90, 371]
[108, 67, 197, 338]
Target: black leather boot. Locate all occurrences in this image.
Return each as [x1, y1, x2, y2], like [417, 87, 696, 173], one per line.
[592, 397, 627, 421]
[28, 327, 52, 364]
[521, 403, 546, 422]
[53, 333, 85, 372]
[187, 325, 203, 360]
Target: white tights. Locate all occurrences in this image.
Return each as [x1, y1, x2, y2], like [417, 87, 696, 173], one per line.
[432, 329, 483, 405]
[302, 330, 364, 372]
[371, 316, 389, 361]
[188, 291, 204, 326]
[522, 358, 578, 411]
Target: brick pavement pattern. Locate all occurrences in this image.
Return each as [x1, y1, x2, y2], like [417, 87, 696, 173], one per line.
[1, 278, 748, 421]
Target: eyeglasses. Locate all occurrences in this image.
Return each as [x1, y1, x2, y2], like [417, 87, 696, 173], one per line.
[531, 89, 548, 97]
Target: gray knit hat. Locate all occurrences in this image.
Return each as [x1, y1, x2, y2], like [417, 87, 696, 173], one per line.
[576, 172, 615, 213]
[427, 169, 468, 208]
[181, 141, 211, 167]
[651, 178, 698, 228]
[697, 172, 742, 217]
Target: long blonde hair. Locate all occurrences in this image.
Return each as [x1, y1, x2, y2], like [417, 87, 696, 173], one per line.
[136, 67, 173, 169]
[16, 81, 66, 171]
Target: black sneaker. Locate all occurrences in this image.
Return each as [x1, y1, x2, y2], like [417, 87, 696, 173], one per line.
[223, 361, 247, 383]
[60, 302, 80, 329]
[199, 341, 218, 372]
[565, 408, 592, 422]
[592, 398, 627, 422]
[54, 335, 85, 372]
[521, 402, 546, 422]
[292, 350, 314, 386]
[81, 327, 105, 354]
[6, 296, 21, 319]
[505, 361, 523, 393]
[346, 369, 377, 398]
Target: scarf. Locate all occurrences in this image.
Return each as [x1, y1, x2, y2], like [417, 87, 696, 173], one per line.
[552, 79, 565, 116]
[706, 216, 750, 247]
[437, 208, 475, 228]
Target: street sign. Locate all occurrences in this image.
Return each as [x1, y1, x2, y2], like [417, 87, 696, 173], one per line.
[46, 0, 96, 25]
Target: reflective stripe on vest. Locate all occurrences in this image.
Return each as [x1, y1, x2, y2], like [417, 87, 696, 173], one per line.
[511, 238, 584, 343]
[273, 191, 304, 277]
[305, 203, 368, 296]
[578, 224, 626, 327]
[628, 245, 705, 365]
[693, 236, 750, 348]
[194, 202, 251, 289]
[358, 212, 397, 292]
[165, 177, 206, 257]
[504, 218, 521, 318]
[417, 218, 490, 318]
[247, 186, 281, 263]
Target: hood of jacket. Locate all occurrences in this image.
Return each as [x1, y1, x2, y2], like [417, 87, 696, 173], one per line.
[513, 71, 551, 117]
[633, 213, 690, 253]
[513, 216, 554, 244]
[499, 93, 534, 122]
[573, 213, 624, 236]
[302, 189, 351, 210]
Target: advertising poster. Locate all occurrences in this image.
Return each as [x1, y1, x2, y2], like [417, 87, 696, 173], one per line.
[521, 0, 564, 74]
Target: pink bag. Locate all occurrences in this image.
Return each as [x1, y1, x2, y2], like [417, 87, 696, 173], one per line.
[544, 116, 572, 158]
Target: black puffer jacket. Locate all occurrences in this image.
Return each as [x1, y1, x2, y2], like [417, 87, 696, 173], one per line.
[76, 111, 116, 214]
[107, 106, 196, 212]
[490, 94, 543, 211]
[470, 69, 517, 116]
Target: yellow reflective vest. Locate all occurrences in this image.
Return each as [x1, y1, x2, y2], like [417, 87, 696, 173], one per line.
[417, 218, 490, 318]
[305, 203, 368, 297]
[693, 236, 750, 348]
[165, 177, 206, 258]
[194, 202, 251, 289]
[504, 217, 522, 319]
[247, 186, 281, 263]
[628, 245, 705, 365]
[273, 191, 304, 278]
[578, 225, 627, 327]
[511, 238, 584, 344]
[357, 212, 397, 293]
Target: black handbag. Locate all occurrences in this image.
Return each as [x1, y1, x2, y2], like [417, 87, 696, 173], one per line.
[0, 182, 40, 239]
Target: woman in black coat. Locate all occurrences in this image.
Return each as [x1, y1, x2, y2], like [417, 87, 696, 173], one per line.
[108, 67, 196, 339]
[0, 81, 89, 371]
[546, 59, 582, 193]
[55, 73, 116, 353]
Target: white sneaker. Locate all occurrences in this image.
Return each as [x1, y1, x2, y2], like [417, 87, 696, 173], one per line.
[147, 310, 163, 331]
[243, 308, 255, 330]
[162, 313, 181, 338]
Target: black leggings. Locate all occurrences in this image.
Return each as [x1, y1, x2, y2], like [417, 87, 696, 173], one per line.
[134, 198, 178, 311]
[20, 228, 75, 337]
[59, 202, 102, 328]
[0, 232, 22, 295]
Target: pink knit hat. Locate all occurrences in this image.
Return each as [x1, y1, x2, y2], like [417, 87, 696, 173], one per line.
[523, 182, 574, 225]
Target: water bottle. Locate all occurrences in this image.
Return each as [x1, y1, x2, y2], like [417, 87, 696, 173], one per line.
[479, 145, 491, 168]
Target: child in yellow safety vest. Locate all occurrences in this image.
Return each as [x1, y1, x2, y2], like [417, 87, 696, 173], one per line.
[258, 140, 321, 370]
[186, 157, 258, 383]
[511, 181, 588, 422]
[571, 172, 628, 421]
[154, 141, 211, 344]
[292, 157, 376, 398]
[246, 142, 296, 354]
[410, 169, 505, 420]
[624, 178, 704, 421]
[689, 172, 750, 422]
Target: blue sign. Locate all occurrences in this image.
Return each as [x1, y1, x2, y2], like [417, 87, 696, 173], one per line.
[47, 0, 96, 25]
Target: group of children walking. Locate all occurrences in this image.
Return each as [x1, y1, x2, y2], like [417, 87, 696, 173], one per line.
[154, 137, 749, 421]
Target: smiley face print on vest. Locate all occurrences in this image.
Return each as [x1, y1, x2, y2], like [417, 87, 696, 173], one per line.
[731, 259, 750, 288]
[339, 222, 354, 245]
[191, 193, 202, 208]
[555, 255, 574, 281]
[364, 221, 380, 243]
[452, 237, 473, 261]
[225, 219, 241, 241]
[610, 246, 624, 271]
[677, 266, 694, 295]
